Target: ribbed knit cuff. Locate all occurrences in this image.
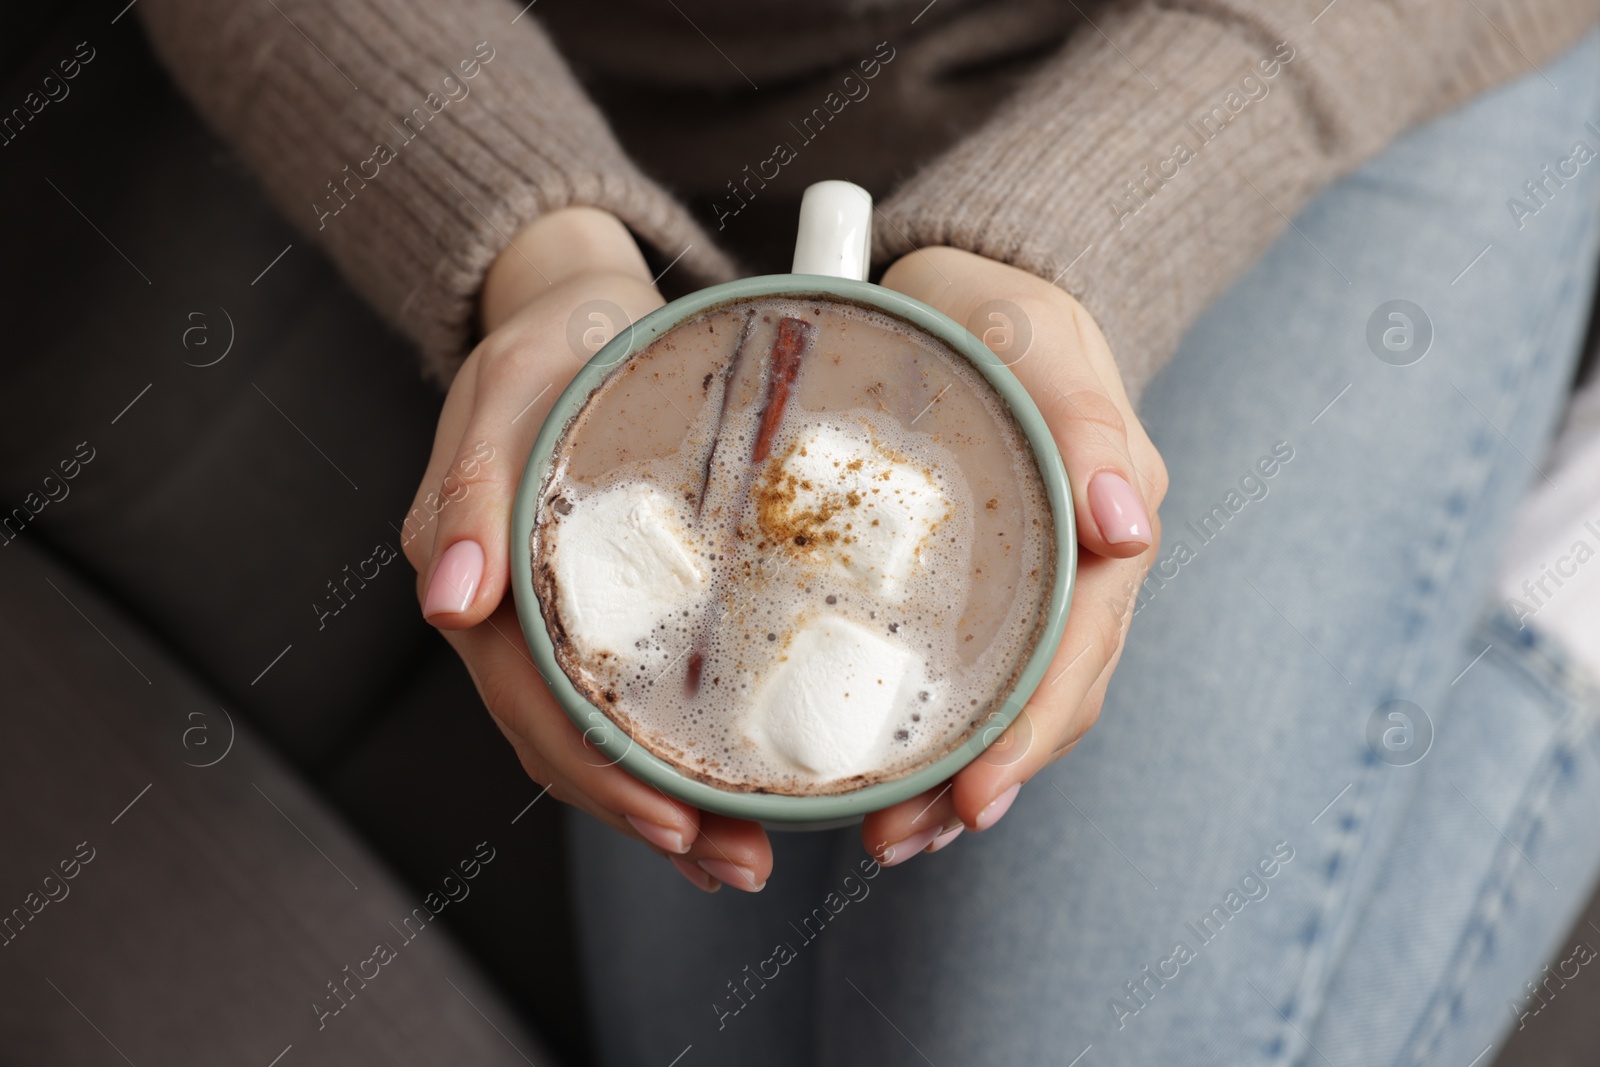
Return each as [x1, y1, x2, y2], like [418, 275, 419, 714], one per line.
[139, 0, 739, 385]
[875, 1, 1593, 407]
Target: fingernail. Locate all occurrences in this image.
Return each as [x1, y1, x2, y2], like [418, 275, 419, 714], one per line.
[423, 540, 484, 618]
[627, 814, 690, 854]
[697, 858, 764, 892]
[670, 856, 720, 893]
[1088, 471, 1151, 547]
[926, 825, 964, 853]
[878, 824, 943, 867]
[975, 782, 1022, 831]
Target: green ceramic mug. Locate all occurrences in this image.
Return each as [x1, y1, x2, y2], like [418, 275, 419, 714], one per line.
[510, 181, 1076, 830]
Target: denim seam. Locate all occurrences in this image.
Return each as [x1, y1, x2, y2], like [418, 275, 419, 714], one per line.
[1272, 354, 1527, 1067]
[1398, 652, 1600, 1065]
[1483, 607, 1600, 718]
[1274, 179, 1600, 1067]
[1263, 755, 1384, 1067]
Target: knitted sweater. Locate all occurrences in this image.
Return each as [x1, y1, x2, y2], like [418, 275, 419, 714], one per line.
[138, 0, 1598, 400]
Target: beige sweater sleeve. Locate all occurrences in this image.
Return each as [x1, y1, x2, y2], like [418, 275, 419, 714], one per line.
[876, 1, 1600, 404]
[137, 0, 738, 385]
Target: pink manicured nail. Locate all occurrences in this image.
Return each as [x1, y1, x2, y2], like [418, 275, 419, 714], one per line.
[975, 782, 1022, 831]
[879, 824, 943, 867]
[1088, 471, 1151, 547]
[925, 825, 964, 853]
[671, 856, 720, 892]
[697, 858, 765, 892]
[423, 540, 484, 618]
[627, 814, 690, 854]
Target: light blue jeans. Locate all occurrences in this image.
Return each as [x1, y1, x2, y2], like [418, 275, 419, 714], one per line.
[570, 32, 1600, 1067]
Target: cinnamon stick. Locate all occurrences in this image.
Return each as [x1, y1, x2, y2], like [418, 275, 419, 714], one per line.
[751, 316, 815, 463]
[683, 315, 814, 698]
[695, 310, 756, 520]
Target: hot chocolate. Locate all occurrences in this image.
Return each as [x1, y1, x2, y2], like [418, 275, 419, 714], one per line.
[530, 295, 1055, 795]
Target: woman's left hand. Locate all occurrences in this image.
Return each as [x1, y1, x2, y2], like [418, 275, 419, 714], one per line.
[863, 247, 1168, 864]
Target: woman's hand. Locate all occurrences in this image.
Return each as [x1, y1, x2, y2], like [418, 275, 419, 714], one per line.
[862, 247, 1168, 864]
[402, 207, 773, 894]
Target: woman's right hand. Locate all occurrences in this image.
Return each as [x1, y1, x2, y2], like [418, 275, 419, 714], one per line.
[400, 207, 774, 894]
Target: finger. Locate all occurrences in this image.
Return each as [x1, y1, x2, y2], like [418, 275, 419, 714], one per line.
[1043, 654, 1117, 768]
[950, 551, 1148, 829]
[444, 603, 702, 851]
[501, 730, 708, 868]
[401, 360, 479, 574]
[678, 812, 773, 893]
[421, 272, 663, 629]
[859, 783, 964, 868]
[500, 732, 724, 900]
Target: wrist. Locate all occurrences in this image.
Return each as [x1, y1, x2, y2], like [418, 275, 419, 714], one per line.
[481, 206, 652, 333]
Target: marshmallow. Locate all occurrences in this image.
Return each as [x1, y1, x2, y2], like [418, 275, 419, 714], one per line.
[552, 484, 705, 657]
[760, 424, 950, 601]
[754, 614, 918, 779]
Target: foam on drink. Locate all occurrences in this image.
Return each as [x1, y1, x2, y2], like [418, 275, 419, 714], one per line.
[532, 297, 1055, 795]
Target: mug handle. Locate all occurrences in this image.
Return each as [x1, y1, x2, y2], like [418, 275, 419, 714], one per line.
[791, 180, 873, 282]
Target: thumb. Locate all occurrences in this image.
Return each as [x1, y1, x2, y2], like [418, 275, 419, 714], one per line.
[415, 355, 532, 630]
